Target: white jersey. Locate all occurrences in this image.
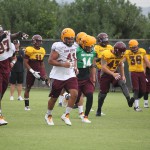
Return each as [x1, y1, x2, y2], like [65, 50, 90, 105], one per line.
[73, 42, 79, 48]
[49, 42, 77, 80]
[0, 32, 15, 61]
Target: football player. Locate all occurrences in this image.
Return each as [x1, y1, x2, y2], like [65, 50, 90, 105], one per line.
[0, 25, 28, 126]
[122, 39, 150, 111]
[45, 28, 78, 126]
[76, 35, 97, 123]
[96, 41, 134, 116]
[58, 32, 87, 108]
[94, 33, 114, 116]
[73, 32, 87, 109]
[24, 34, 49, 110]
[94, 33, 113, 86]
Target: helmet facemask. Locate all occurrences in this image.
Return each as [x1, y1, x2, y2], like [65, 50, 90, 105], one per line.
[97, 33, 109, 47]
[130, 46, 138, 53]
[32, 35, 42, 49]
[114, 42, 126, 58]
[64, 37, 74, 47]
[83, 46, 93, 53]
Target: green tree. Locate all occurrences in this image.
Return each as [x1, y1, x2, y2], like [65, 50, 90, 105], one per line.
[57, 0, 150, 39]
[0, 0, 150, 39]
[0, 0, 58, 38]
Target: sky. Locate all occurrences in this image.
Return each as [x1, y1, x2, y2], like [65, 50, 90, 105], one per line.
[56, 0, 150, 7]
[129, 0, 150, 7]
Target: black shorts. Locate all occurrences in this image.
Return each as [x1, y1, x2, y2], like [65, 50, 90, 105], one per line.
[9, 72, 24, 84]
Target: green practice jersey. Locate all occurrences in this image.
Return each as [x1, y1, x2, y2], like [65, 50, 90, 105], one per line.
[76, 46, 96, 79]
[76, 46, 96, 68]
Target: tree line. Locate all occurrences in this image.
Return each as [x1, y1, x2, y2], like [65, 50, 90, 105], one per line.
[0, 0, 150, 39]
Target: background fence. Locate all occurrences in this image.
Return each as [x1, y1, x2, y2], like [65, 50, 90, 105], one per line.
[20, 39, 150, 90]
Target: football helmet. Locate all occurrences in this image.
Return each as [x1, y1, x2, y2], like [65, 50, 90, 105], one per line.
[32, 34, 42, 49]
[90, 36, 96, 45]
[81, 35, 96, 53]
[114, 41, 126, 57]
[97, 33, 109, 47]
[76, 32, 87, 45]
[128, 39, 139, 53]
[61, 28, 75, 47]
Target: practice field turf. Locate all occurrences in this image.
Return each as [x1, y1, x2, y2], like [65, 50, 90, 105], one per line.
[0, 88, 150, 150]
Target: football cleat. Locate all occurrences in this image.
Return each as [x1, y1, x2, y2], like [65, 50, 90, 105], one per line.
[10, 96, 14, 101]
[134, 107, 142, 112]
[144, 103, 149, 108]
[128, 97, 135, 107]
[0, 116, 8, 126]
[96, 111, 101, 116]
[45, 114, 54, 125]
[18, 96, 24, 101]
[79, 112, 84, 120]
[82, 116, 91, 123]
[96, 111, 105, 116]
[24, 106, 31, 111]
[101, 112, 106, 116]
[61, 113, 72, 126]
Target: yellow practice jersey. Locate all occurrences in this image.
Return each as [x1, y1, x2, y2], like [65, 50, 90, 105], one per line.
[102, 50, 123, 72]
[94, 44, 113, 69]
[25, 46, 46, 60]
[124, 48, 146, 72]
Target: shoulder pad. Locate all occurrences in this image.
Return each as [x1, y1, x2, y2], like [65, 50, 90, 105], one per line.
[25, 46, 34, 56]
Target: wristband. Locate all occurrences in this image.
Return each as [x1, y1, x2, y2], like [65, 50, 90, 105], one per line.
[11, 60, 16, 64]
[29, 68, 35, 74]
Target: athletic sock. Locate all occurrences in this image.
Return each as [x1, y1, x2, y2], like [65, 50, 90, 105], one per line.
[78, 105, 83, 114]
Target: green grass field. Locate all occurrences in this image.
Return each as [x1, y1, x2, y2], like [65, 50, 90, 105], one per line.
[0, 88, 150, 150]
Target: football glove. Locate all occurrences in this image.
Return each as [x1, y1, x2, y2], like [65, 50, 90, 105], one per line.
[40, 77, 50, 87]
[115, 74, 121, 80]
[29, 68, 41, 79]
[22, 33, 29, 40]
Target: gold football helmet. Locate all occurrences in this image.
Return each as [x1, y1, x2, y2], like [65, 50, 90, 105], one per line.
[129, 39, 139, 53]
[76, 32, 87, 44]
[61, 28, 75, 42]
[129, 39, 139, 48]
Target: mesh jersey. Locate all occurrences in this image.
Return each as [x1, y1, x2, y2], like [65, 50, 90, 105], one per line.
[102, 50, 123, 72]
[49, 42, 77, 80]
[77, 46, 96, 68]
[76, 46, 96, 79]
[0, 32, 15, 61]
[94, 44, 113, 69]
[124, 48, 146, 72]
[25, 46, 46, 60]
